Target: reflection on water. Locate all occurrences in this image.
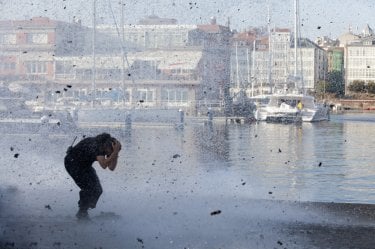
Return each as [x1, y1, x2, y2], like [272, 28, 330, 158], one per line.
[1, 113, 375, 209]
[190, 114, 375, 203]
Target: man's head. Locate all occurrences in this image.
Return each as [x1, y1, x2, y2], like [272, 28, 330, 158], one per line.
[96, 133, 114, 155]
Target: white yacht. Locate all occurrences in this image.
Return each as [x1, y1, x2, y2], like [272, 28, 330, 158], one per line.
[254, 0, 330, 123]
[256, 91, 329, 123]
[251, 95, 271, 121]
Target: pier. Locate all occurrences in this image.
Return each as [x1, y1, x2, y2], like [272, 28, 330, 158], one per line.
[330, 99, 375, 111]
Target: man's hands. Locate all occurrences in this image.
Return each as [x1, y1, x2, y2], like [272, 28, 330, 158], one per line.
[97, 138, 121, 171]
[112, 139, 122, 152]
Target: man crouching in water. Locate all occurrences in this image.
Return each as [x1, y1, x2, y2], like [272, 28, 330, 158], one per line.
[64, 133, 122, 219]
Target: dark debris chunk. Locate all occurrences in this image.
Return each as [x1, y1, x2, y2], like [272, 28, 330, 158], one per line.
[210, 210, 221, 216]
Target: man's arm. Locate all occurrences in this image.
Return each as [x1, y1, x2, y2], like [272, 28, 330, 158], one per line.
[97, 140, 121, 171]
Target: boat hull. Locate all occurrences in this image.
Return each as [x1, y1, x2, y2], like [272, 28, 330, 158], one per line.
[301, 106, 330, 122]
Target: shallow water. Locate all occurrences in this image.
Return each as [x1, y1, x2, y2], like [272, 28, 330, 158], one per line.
[2, 113, 375, 248]
[1, 112, 375, 217]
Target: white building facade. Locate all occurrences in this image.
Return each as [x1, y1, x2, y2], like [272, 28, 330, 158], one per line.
[230, 29, 327, 97]
[346, 45, 375, 86]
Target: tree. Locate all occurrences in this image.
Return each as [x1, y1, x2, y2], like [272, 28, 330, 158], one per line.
[367, 81, 375, 94]
[348, 80, 366, 93]
[326, 71, 344, 96]
[315, 80, 328, 98]
[315, 71, 344, 97]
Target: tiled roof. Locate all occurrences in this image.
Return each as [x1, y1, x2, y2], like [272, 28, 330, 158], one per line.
[197, 24, 229, 33]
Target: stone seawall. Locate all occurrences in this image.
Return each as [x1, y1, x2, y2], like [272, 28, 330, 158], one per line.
[330, 99, 375, 111]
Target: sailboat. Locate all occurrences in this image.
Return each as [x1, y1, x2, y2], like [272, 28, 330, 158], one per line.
[251, 3, 273, 121]
[255, 0, 330, 123]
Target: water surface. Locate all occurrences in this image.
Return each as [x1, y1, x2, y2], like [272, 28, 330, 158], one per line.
[1, 112, 375, 217]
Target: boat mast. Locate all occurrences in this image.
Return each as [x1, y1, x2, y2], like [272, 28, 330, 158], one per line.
[294, 0, 297, 78]
[252, 40, 256, 97]
[121, 0, 126, 105]
[108, 0, 136, 106]
[92, 0, 97, 106]
[294, 0, 305, 94]
[267, 2, 272, 94]
[246, 47, 251, 97]
[235, 42, 240, 90]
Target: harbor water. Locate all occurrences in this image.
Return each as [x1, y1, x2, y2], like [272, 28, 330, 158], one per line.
[1, 112, 375, 210]
[1, 112, 375, 248]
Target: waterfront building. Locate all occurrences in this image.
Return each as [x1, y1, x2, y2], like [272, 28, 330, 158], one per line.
[0, 17, 87, 83]
[291, 38, 327, 91]
[326, 48, 344, 73]
[340, 24, 375, 93]
[338, 29, 360, 48]
[52, 50, 202, 115]
[76, 16, 232, 115]
[95, 22, 196, 51]
[315, 36, 339, 49]
[345, 44, 375, 92]
[230, 31, 257, 98]
[0, 15, 232, 116]
[230, 28, 326, 96]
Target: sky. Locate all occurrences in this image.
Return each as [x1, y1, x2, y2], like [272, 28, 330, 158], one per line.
[1, 0, 375, 40]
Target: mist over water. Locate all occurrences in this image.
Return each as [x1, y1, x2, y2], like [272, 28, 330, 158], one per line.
[1, 113, 375, 248]
[1, 112, 375, 214]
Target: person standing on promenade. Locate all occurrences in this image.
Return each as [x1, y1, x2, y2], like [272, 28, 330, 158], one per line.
[297, 100, 303, 110]
[64, 133, 122, 219]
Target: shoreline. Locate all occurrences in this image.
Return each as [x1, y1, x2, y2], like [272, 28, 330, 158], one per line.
[1, 198, 375, 249]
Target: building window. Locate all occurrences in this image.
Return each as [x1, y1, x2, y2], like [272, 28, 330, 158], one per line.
[26, 33, 48, 44]
[136, 89, 154, 103]
[0, 62, 16, 71]
[25, 61, 47, 74]
[0, 34, 17, 44]
[161, 89, 188, 104]
[56, 61, 73, 74]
